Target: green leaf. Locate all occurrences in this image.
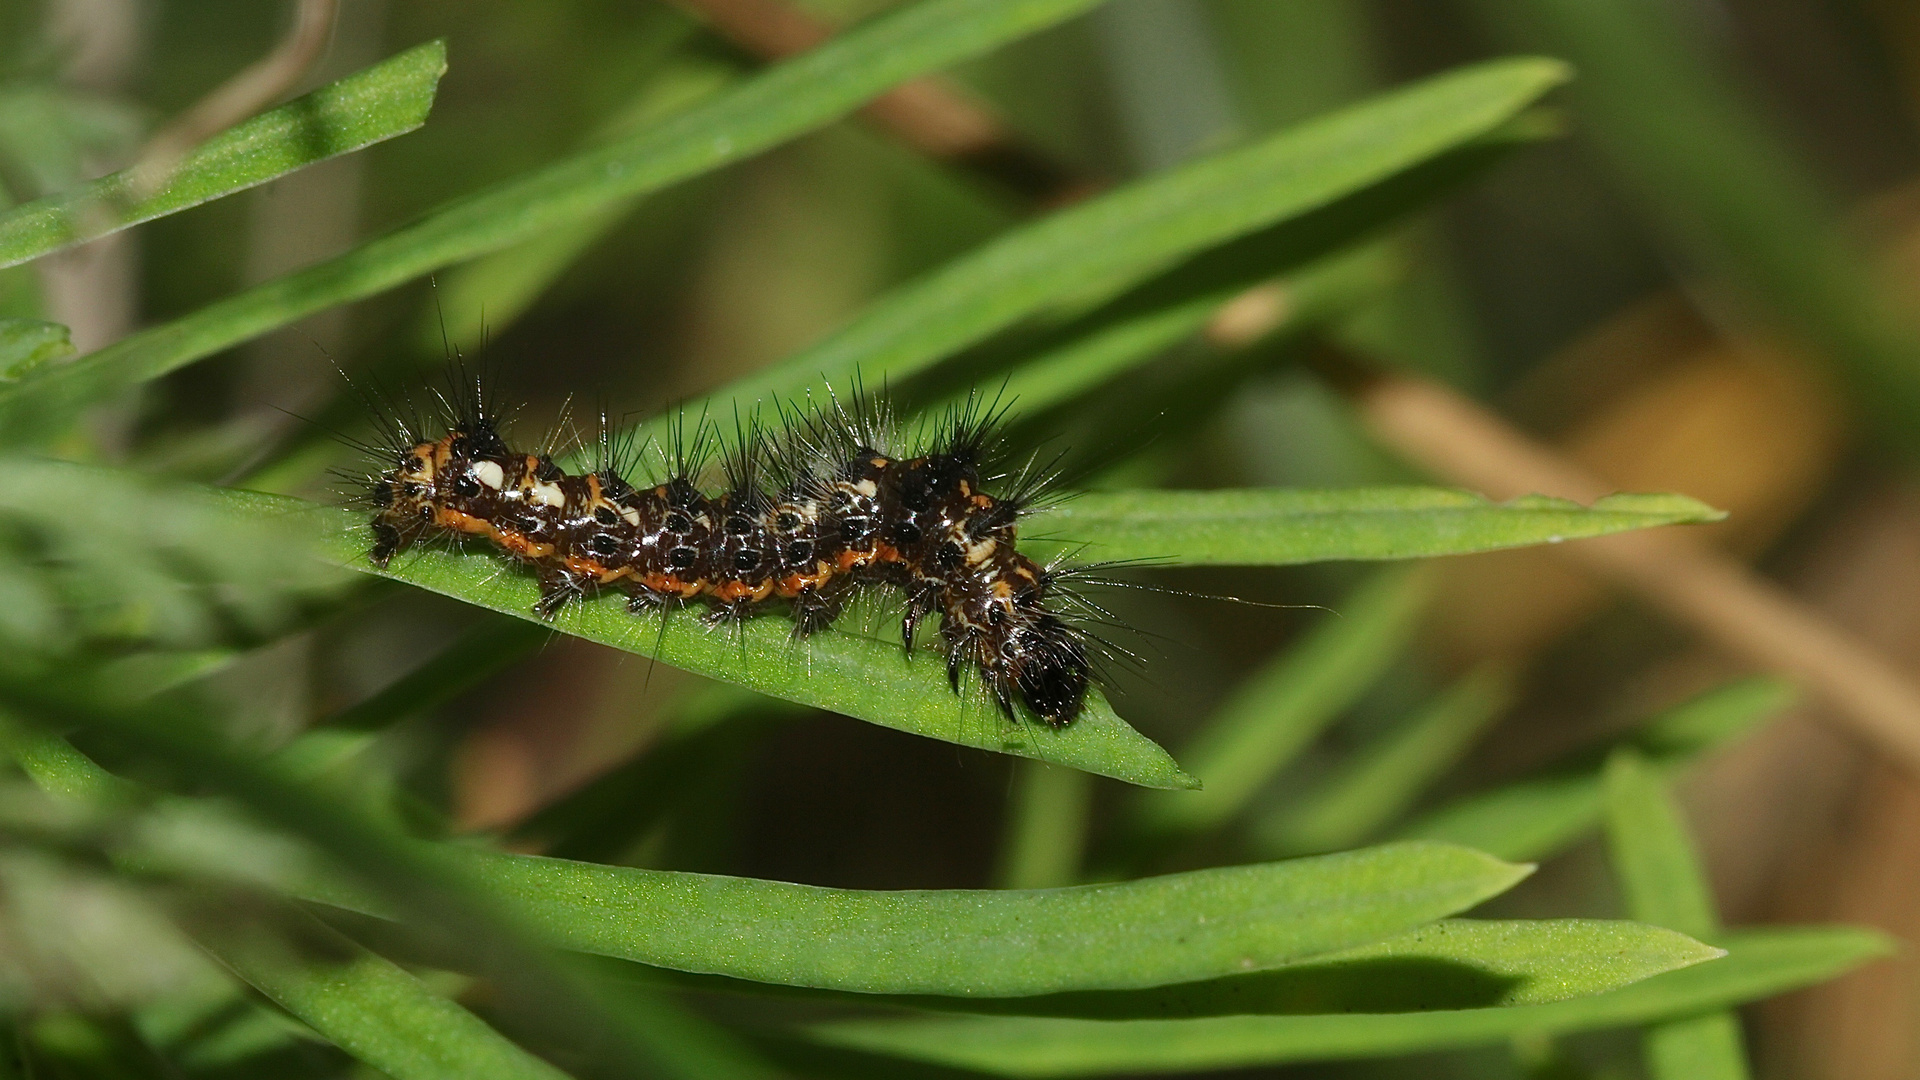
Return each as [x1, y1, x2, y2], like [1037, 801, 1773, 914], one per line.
[1027, 489, 1726, 565]
[301, 842, 1531, 997]
[1603, 748, 1719, 939]
[1135, 568, 1431, 837]
[425, 57, 737, 351]
[1395, 678, 1792, 861]
[197, 907, 572, 1080]
[804, 925, 1890, 1075]
[0, 0, 1111, 447]
[1258, 663, 1514, 855]
[908, 244, 1403, 441]
[0, 318, 73, 380]
[1602, 748, 1751, 1080]
[232, 490, 1193, 789]
[661, 57, 1570, 439]
[844, 918, 1720, 1018]
[0, 42, 448, 268]
[943, 114, 1552, 423]
[1645, 1015, 1751, 1080]
[321, 617, 547, 730]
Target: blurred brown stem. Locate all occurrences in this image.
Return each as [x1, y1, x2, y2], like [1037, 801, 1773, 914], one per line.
[1331, 352, 1920, 773]
[126, 0, 338, 201]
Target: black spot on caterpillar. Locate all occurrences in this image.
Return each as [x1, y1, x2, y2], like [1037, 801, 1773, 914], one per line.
[350, 374, 1100, 727]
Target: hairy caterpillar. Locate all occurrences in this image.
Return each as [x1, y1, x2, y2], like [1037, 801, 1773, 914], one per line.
[355, 377, 1099, 726]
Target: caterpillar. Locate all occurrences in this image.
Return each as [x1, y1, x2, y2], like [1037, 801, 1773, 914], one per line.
[357, 377, 1097, 727]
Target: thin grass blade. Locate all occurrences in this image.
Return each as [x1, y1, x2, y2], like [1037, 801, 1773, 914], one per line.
[1396, 678, 1793, 861]
[1258, 663, 1513, 855]
[0, 42, 447, 268]
[1134, 567, 1430, 837]
[803, 926, 1889, 1075]
[1027, 489, 1725, 565]
[1603, 748, 1751, 1080]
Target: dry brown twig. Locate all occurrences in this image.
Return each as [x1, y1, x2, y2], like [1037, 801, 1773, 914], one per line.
[125, 0, 339, 201]
[675, 0, 1920, 772]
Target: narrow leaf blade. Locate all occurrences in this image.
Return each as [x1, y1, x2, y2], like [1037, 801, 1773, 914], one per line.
[301, 841, 1531, 998]
[1603, 748, 1720, 938]
[663, 58, 1572, 434]
[1258, 664, 1513, 855]
[220, 489, 1192, 788]
[1136, 568, 1430, 836]
[1394, 677, 1792, 860]
[0, 42, 448, 267]
[870, 918, 1720, 1018]
[199, 909, 572, 1080]
[804, 926, 1889, 1075]
[1029, 488, 1726, 565]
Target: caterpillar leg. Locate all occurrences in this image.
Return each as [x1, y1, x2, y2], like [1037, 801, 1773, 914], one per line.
[369, 523, 404, 569]
[791, 590, 845, 636]
[700, 602, 754, 628]
[533, 569, 586, 619]
[900, 584, 939, 654]
[990, 676, 1015, 720]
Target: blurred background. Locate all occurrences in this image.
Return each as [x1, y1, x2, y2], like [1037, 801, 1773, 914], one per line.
[6, 0, 1920, 1076]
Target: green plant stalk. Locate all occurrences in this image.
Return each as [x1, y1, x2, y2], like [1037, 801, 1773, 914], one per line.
[1602, 749, 1718, 939]
[0, 42, 448, 268]
[1603, 749, 1751, 1080]
[803, 926, 1890, 1075]
[1394, 677, 1793, 861]
[997, 762, 1095, 889]
[1259, 662, 1513, 855]
[0, 0, 1113, 447]
[1136, 566, 1431, 837]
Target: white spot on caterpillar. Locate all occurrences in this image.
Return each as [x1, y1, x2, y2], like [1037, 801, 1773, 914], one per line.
[620, 506, 641, 527]
[966, 538, 997, 565]
[853, 479, 878, 498]
[531, 482, 566, 508]
[472, 460, 505, 490]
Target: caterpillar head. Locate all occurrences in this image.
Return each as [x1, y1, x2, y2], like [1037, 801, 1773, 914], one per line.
[1002, 611, 1090, 727]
